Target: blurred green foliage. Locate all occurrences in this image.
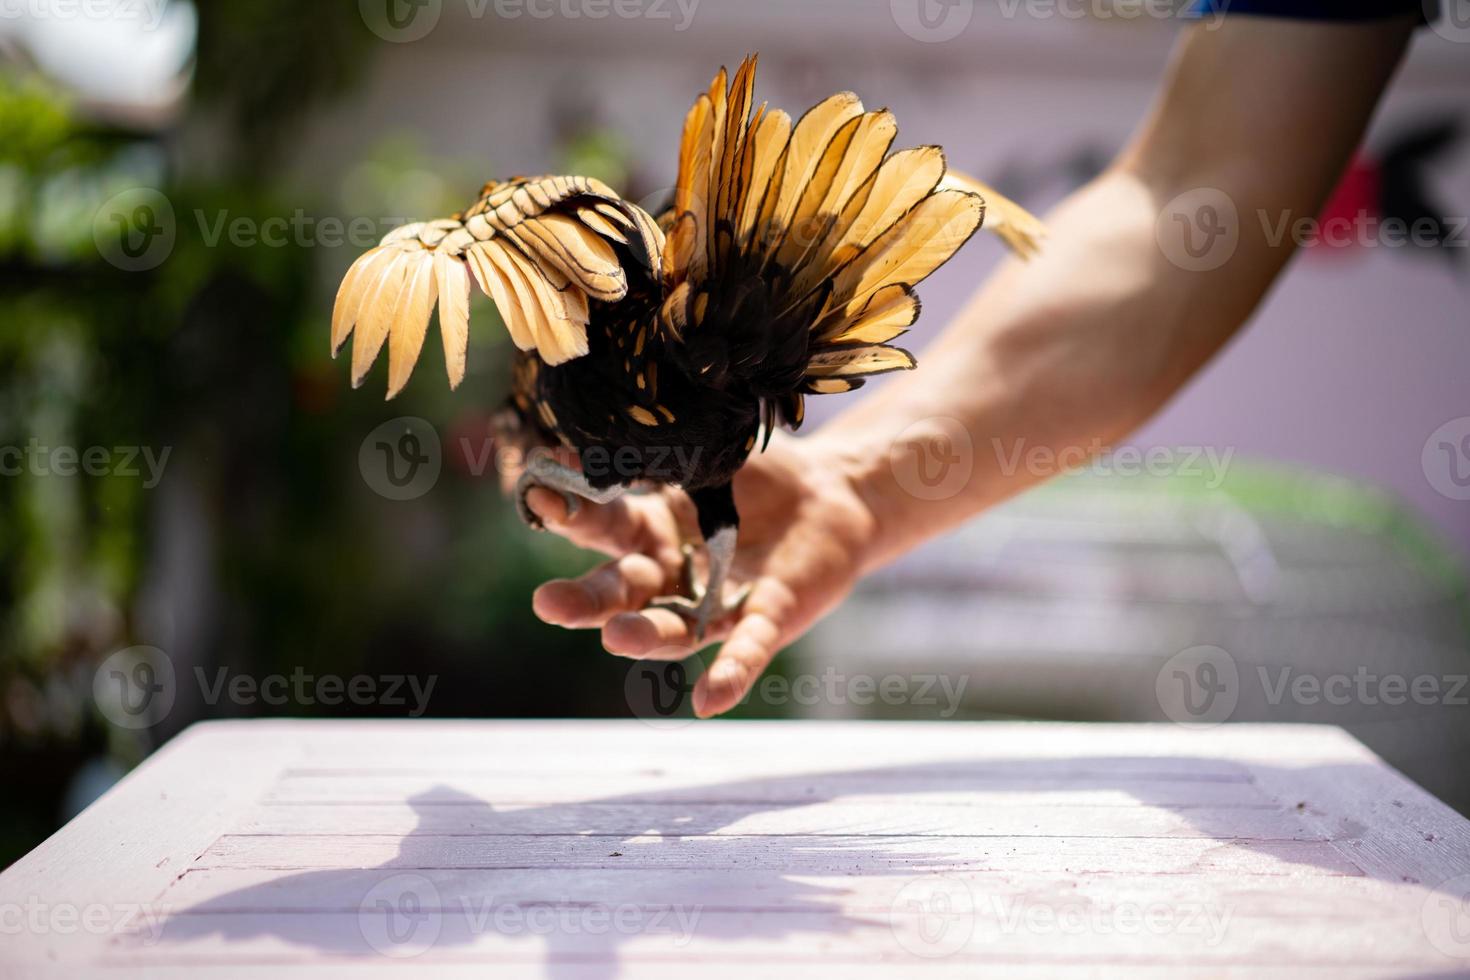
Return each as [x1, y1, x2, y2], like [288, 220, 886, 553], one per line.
[0, 3, 671, 868]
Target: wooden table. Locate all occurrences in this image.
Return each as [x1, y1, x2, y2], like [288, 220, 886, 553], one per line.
[3, 720, 1469, 977]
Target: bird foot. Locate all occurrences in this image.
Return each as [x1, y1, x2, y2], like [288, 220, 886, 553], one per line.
[512, 455, 622, 531]
[649, 588, 751, 643]
[514, 475, 580, 531]
[648, 542, 750, 642]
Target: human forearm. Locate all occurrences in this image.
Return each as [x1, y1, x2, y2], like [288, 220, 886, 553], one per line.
[812, 169, 1207, 569]
[811, 18, 1414, 572]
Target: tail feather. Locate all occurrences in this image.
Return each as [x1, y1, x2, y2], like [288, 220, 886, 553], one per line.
[662, 56, 1043, 429]
[763, 91, 864, 258]
[826, 189, 984, 321]
[773, 108, 895, 279]
[714, 60, 756, 263]
[787, 140, 937, 308]
[735, 106, 792, 246]
[938, 170, 1047, 259]
[818, 146, 947, 280]
[817, 283, 919, 346]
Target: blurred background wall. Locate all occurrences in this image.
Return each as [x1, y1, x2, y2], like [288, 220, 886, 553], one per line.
[1, 0, 1466, 865]
[288, 0, 1470, 552]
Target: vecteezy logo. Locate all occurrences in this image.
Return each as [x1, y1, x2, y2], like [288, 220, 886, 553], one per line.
[1422, 417, 1470, 501]
[360, 417, 442, 501]
[1156, 645, 1239, 728]
[891, 875, 975, 959]
[1430, 0, 1470, 44]
[93, 188, 176, 271]
[890, 0, 973, 42]
[93, 646, 176, 730]
[623, 656, 702, 730]
[890, 417, 975, 501]
[360, 0, 442, 42]
[359, 873, 442, 957]
[1156, 188, 1239, 272]
[1423, 874, 1470, 960]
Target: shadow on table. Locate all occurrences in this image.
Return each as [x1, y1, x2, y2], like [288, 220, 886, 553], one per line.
[148, 756, 1458, 977]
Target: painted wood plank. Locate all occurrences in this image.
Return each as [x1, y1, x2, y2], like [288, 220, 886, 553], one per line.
[157, 867, 1432, 917]
[197, 833, 1364, 876]
[0, 722, 296, 908]
[233, 800, 1318, 839]
[1246, 758, 1470, 889]
[23, 967, 1422, 980]
[277, 756, 1257, 778]
[273, 720, 1377, 765]
[99, 907, 1446, 965]
[20, 965, 1408, 980]
[263, 774, 1274, 808]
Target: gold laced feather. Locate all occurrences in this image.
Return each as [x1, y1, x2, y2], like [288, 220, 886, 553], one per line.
[575, 206, 629, 244]
[661, 56, 1044, 401]
[816, 283, 919, 346]
[736, 106, 790, 245]
[821, 146, 947, 273]
[331, 174, 661, 397]
[764, 92, 864, 250]
[806, 345, 917, 378]
[826, 189, 985, 320]
[939, 170, 1047, 259]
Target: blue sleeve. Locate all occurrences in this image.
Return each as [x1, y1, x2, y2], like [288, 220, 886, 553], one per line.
[1189, 0, 1435, 19]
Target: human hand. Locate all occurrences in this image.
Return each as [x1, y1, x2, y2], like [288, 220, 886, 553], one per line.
[523, 434, 880, 717]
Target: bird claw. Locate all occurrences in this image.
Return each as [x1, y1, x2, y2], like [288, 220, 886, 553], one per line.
[649, 586, 751, 643]
[514, 474, 580, 531]
[648, 544, 750, 642]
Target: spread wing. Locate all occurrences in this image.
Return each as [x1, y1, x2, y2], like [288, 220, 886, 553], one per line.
[331, 175, 663, 398]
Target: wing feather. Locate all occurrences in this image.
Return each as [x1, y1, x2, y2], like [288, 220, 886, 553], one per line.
[331, 247, 396, 354]
[495, 241, 589, 366]
[385, 253, 438, 398]
[465, 241, 532, 351]
[350, 246, 414, 387]
[576, 205, 629, 244]
[509, 212, 626, 301]
[434, 251, 471, 389]
[334, 172, 663, 394]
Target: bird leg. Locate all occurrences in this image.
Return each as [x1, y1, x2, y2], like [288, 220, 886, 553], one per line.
[648, 484, 749, 642]
[514, 454, 624, 530]
[649, 527, 751, 643]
